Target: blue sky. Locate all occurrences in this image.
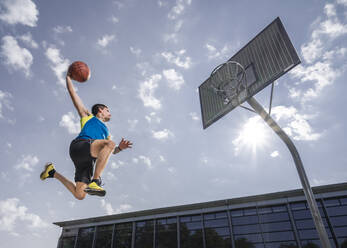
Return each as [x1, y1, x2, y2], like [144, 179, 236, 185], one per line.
[1, 0, 347, 247]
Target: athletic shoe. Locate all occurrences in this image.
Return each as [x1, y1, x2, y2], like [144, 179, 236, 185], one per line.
[40, 162, 56, 180]
[84, 181, 106, 197]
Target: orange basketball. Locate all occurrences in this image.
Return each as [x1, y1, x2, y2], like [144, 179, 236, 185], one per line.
[68, 61, 90, 82]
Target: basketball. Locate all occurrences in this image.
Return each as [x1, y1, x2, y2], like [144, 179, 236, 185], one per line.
[68, 61, 90, 82]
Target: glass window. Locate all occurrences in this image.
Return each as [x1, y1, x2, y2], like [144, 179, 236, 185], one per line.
[156, 218, 177, 248]
[204, 219, 229, 228]
[244, 207, 257, 216]
[265, 241, 298, 248]
[180, 216, 191, 222]
[167, 217, 177, 224]
[205, 228, 231, 248]
[215, 212, 228, 219]
[76, 227, 95, 248]
[272, 205, 287, 212]
[258, 207, 272, 214]
[292, 209, 312, 220]
[326, 205, 347, 217]
[259, 212, 289, 223]
[261, 221, 292, 232]
[335, 226, 347, 238]
[180, 224, 203, 248]
[234, 233, 263, 243]
[290, 202, 306, 210]
[114, 222, 132, 248]
[180, 215, 204, 248]
[60, 237, 75, 248]
[340, 197, 347, 205]
[324, 198, 340, 207]
[135, 220, 154, 248]
[300, 240, 321, 248]
[338, 238, 347, 247]
[95, 225, 113, 248]
[233, 224, 261, 235]
[230, 209, 243, 217]
[192, 215, 202, 221]
[204, 213, 215, 220]
[232, 215, 259, 225]
[263, 231, 295, 242]
[299, 228, 332, 240]
[330, 215, 347, 227]
[295, 219, 315, 229]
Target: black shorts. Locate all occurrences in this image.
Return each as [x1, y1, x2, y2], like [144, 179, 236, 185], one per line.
[69, 139, 96, 184]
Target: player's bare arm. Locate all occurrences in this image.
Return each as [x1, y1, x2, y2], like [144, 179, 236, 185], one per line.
[66, 73, 90, 118]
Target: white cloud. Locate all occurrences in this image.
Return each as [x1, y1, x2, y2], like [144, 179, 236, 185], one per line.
[18, 32, 38, 49]
[272, 106, 321, 141]
[45, 46, 70, 86]
[59, 112, 80, 134]
[1, 36, 33, 77]
[105, 171, 117, 181]
[159, 155, 166, 162]
[114, 204, 132, 214]
[337, 0, 347, 6]
[270, 151, 279, 158]
[110, 16, 119, 23]
[0, 0, 38, 27]
[0, 198, 48, 233]
[152, 129, 174, 141]
[111, 160, 125, 169]
[15, 154, 39, 171]
[205, 43, 233, 60]
[0, 90, 13, 118]
[132, 158, 139, 164]
[189, 112, 200, 121]
[101, 199, 115, 215]
[145, 112, 161, 123]
[130, 46, 142, 56]
[161, 50, 192, 69]
[113, 1, 124, 9]
[128, 119, 139, 129]
[163, 69, 185, 90]
[139, 155, 152, 169]
[53, 25, 73, 34]
[301, 39, 323, 64]
[138, 74, 162, 109]
[290, 61, 340, 102]
[97, 34, 116, 48]
[168, 0, 192, 20]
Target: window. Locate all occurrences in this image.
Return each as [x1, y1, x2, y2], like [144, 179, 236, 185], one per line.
[204, 212, 231, 248]
[114, 223, 132, 248]
[76, 227, 95, 248]
[95, 225, 113, 248]
[59, 237, 75, 248]
[156, 217, 177, 248]
[135, 220, 154, 248]
[180, 215, 203, 248]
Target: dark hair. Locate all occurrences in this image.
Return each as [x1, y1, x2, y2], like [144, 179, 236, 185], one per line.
[92, 104, 108, 116]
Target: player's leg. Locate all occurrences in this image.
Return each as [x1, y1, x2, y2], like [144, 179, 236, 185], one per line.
[40, 163, 87, 200]
[90, 139, 116, 180]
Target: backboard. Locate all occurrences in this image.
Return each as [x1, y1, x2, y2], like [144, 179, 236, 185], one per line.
[199, 17, 301, 129]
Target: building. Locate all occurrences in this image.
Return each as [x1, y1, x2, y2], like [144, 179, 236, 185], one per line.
[54, 182, 347, 248]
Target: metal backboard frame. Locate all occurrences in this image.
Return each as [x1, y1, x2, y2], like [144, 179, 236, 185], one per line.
[199, 17, 301, 129]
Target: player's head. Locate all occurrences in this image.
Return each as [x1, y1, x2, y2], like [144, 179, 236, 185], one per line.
[92, 104, 111, 122]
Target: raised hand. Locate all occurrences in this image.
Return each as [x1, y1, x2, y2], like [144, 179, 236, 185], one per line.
[118, 138, 133, 151]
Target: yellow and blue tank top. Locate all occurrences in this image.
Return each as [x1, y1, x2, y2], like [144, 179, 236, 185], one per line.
[76, 115, 109, 140]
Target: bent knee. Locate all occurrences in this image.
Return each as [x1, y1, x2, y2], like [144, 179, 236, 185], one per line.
[106, 140, 116, 150]
[75, 195, 85, 200]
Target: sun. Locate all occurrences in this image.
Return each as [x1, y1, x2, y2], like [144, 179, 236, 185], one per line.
[233, 116, 268, 154]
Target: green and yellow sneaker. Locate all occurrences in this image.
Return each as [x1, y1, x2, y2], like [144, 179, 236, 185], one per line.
[40, 162, 56, 180]
[84, 179, 106, 197]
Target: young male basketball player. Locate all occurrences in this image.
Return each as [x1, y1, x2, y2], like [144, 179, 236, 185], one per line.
[40, 73, 132, 199]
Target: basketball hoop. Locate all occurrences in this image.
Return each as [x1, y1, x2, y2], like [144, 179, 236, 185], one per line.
[209, 61, 247, 105]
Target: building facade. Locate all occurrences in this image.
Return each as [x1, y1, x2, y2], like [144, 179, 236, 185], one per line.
[55, 183, 347, 248]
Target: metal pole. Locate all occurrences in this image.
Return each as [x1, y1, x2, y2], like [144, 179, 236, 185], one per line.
[246, 96, 331, 248]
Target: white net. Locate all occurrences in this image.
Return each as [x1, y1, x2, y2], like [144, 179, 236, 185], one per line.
[210, 61, 246, 105]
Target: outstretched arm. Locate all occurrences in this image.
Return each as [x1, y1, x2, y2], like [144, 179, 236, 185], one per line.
[66, 74, 90, 118]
